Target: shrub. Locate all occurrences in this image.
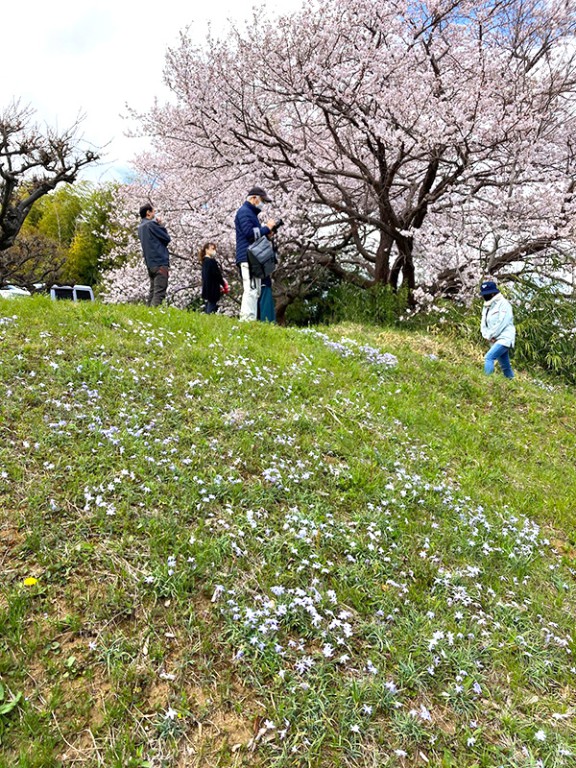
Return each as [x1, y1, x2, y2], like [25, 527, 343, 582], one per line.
[512, 287, 576, 383]
[286, 282, 410, 327]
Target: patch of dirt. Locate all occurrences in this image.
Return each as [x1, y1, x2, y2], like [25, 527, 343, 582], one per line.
[0, 520, 25, 552]
[146, 680, 171, 710]
[431, 705, 457, 736]
[209, 709, 254, 747]
[59, 726, 108, 765]
[548, 533, 576, 562]
[173, 709, 258, 768]
[0, 520, 28, 581]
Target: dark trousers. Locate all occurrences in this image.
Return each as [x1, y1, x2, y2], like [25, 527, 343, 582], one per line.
[203, 301, 219, 314]
[147, 266, 169, 306]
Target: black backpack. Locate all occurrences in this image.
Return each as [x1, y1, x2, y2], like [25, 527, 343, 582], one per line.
[247, 235, 278, 279]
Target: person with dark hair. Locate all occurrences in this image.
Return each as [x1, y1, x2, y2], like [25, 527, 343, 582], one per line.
[138, 203, 171, 306]
[480, 280, 516, 379]
[234, 186, 276, 321]
[199, 242, 228, 314]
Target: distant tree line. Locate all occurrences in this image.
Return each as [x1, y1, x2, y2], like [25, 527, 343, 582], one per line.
[6, 182, 125, 289]
[0, 101, 102, 287]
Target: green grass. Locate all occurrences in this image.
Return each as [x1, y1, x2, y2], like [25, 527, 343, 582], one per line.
[0, 297, 575, 767]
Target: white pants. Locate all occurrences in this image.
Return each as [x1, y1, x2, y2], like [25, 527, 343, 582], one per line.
[239, 263, 261, 321]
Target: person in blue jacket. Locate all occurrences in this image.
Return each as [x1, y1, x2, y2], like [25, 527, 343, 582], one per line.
[234, 186, 276, 321]
[480, 280, 516, 379]
[138, 203, 171, 306]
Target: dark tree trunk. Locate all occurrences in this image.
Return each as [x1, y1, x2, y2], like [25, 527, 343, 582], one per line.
[274, 295, 290, 326]
[373, 231, 393, 284]
[389, 234, 416, 303]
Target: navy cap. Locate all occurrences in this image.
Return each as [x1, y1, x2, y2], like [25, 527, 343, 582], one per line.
[247, 186, 272, 203]
[480, 280, 499, 296]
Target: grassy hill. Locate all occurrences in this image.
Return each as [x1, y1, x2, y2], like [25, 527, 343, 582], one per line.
[1, 298, 575, 768]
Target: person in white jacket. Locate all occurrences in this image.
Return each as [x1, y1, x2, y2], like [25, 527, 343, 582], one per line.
[480, 280, 515, 379]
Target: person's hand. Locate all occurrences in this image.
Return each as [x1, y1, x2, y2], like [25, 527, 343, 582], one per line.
[266, 219, 276, 230]
[155, 215, 164, 225]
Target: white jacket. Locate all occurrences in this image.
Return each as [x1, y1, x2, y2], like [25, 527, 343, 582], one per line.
[481, 293, 515, 348]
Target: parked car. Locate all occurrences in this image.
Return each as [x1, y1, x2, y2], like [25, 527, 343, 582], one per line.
[0, 284, 32, 299]
[50, 284, 95, 301]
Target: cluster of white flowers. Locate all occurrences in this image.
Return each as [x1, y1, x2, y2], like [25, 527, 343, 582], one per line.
[300, 329, 398, 369]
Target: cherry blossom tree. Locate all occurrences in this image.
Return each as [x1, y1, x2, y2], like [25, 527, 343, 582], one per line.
[106, 0, 576, 306]
[0, 102, 99, 284]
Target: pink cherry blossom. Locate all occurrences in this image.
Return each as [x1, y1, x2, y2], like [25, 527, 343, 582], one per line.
[104, 0, 576, 305]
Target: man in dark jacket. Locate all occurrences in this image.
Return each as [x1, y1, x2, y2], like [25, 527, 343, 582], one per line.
[234, 186, 276, 321]
[138, 203, 171, 306]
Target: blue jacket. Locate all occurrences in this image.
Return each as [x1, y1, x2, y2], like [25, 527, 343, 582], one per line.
[138, 218, 171, 270]
[234, 201, 271, 265]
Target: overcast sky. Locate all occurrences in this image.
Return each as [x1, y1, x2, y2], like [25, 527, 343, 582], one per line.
[1, 0, 303, 183]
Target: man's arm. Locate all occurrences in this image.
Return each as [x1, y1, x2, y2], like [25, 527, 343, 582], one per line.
[237, 209, 273, 242]
[149, 220, 171, 244]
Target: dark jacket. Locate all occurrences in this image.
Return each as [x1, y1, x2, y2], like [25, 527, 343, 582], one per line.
[234, 201, 271, 265]
[201, 257, 225, 304]
[138, 218, 171, 270]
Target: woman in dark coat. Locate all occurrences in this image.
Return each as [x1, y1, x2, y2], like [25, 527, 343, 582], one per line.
[200, 242, 227, 313]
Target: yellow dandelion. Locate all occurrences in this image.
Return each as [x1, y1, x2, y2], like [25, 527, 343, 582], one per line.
[23, 577, 38, 586]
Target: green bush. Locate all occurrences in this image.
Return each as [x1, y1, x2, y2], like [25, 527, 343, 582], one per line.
[286, 282, 409, 327]
[512, 287, 576, 383]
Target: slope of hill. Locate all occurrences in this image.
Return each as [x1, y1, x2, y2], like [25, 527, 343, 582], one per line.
[1, 298, 575, 768]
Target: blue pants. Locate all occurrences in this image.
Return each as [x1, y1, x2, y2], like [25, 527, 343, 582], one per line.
[258, 285, 276, 322]
[484, 343, 514, 379]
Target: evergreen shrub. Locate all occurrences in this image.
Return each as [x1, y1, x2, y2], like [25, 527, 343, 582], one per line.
[286, 282, 409, 327]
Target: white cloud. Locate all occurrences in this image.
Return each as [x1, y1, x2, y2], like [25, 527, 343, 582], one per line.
[0, 0, 303, 182]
